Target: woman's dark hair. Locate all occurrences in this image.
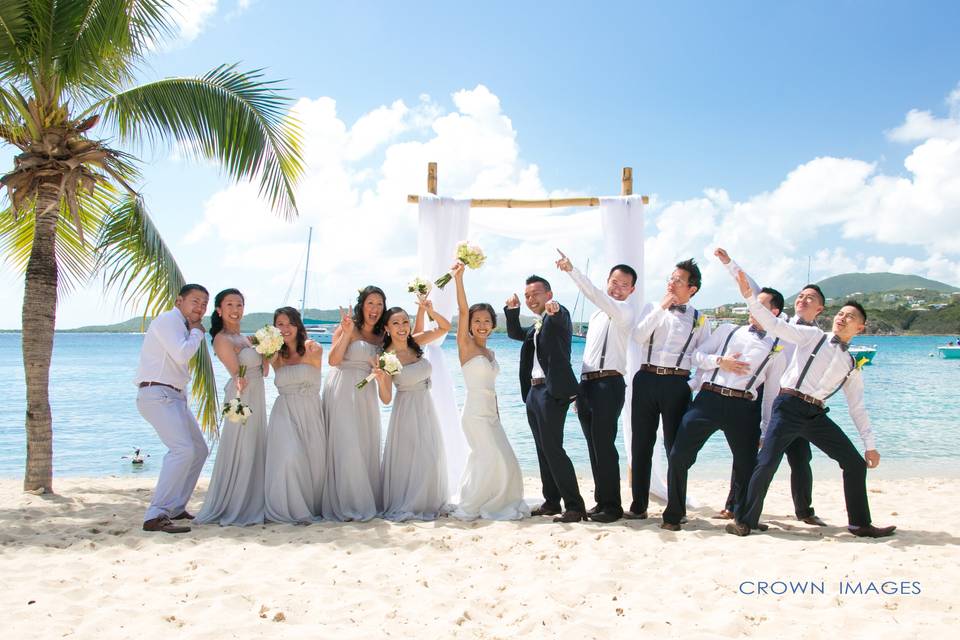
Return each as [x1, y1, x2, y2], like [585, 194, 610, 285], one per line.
[273, 306, 307, 358]
[210, 288, 244, 340]
[381, 307, 423, 357]
[467, 303, 497, 335]
[353, 286, 387, 335]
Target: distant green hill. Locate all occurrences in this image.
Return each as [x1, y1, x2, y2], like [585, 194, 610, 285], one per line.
[795, 272, 958, 301]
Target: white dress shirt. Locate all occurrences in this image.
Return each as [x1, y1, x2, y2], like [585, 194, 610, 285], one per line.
[531, 313, 546, 379]
[747, 297, 876, 450]
[568, 267, 637, 375]
[633, 302, 712, 371]
[134, 307, 205, 390]
[691, 324, 788, 436]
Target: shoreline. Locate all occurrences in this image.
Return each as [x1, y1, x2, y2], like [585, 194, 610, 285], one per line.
[1, 475, 956, 638]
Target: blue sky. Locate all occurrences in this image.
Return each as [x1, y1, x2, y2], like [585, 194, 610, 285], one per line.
[3, 0, 960, 328]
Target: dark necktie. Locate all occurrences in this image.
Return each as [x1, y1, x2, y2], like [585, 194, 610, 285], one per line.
[748, 325, 766, 339]
[830, 335, 849, 351]
[669, 304, 687, 313]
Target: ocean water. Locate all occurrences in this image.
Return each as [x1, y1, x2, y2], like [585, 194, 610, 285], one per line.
[1, 333, 958, 480]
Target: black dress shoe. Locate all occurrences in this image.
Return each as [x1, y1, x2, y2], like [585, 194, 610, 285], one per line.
[531, 503, 562, 517]
[586, 504, 601, 516]
[143, 516, 190, 534]
[553, 510, 587, 523]
[756, 523, 769, 532]
[725, 521, 751, 537]
[588, 510, 622, 523]
[801, 515, 828, 527]
[660, 522, 682, 531]
[171, 511, 195, 520]
[849, 524, 897, 538]
[622, 510, 648, 520]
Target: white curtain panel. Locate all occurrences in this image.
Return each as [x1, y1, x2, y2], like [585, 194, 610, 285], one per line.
[600, 196, 670, 502]
[417, 196, 471, 494]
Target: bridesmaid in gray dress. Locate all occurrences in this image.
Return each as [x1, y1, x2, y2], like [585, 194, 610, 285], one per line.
[195, 289, 267, 526]
[265, 307, 326, 523]
[321, 286, 387, 522]
[376, 301, 452, 521]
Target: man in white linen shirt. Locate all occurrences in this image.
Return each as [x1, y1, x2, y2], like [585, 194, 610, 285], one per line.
[628, 258, 712, 519]
[725, 270, 896, 538]
[661, 282, 787, 531]
[715, 248, 827, 526]
[556, 250, 638, 523]
[134, 284, 209, 534]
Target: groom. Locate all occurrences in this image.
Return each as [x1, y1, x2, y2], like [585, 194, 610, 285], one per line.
[134, 284, 210, 534]
[505, 275, 586, 523]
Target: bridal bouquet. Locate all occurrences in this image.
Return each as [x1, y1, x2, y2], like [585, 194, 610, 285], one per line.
[407, 276, 432, 298]
[434, 241, 486, 289]
[251, 325, 284, 358]
[222, 365, 253, 424]
[356, 352, 403, 389]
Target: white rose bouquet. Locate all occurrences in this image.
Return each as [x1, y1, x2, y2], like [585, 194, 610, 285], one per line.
[434, 241, 486, 289]
[407, 276, 432, 299]
[250, 325, 284, 358]
[222, 365, 253, 424]
[356, 352, 403, 389]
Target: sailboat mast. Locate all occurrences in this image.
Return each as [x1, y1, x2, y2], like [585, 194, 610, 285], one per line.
[300, 226, 313, 315]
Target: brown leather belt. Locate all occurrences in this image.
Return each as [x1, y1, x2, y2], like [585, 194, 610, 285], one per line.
[138, 381, 183, 394]
[581, 370, 622, 382]
[781, 388, 824, 408]
[531, 377, 546, 386]
[639, 364, 691, 377]
[701, 382, 754, 401]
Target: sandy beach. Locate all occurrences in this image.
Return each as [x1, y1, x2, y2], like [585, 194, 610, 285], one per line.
[1, 475, 956, 638]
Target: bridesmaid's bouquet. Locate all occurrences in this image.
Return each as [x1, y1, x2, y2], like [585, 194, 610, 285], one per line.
[434, 241, 486, 289]
[407, 276, 432, 298]
[251, 325, 284, 358]
[356, 352, 403, 389]
[222, 365, 253, 424]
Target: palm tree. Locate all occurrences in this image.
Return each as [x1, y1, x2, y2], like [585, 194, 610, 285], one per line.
[0, 0, 303, 493]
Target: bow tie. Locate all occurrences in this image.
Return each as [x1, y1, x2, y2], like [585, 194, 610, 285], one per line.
[795, 318, 815, 326]
[830, 335, 849, 351]
[669, 304, 687, 313]
[748, 325, 766, 339]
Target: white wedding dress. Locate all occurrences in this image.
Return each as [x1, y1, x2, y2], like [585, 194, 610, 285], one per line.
[452, 354, 529, 521]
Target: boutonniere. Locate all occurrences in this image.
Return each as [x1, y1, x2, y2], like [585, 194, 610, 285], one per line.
[534, 318, 543, 332]
[696, 314, 706, 329]
[855, 356, 869, 370]
[773, 345, 784, 353]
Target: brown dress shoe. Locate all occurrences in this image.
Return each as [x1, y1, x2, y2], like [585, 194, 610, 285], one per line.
[849, 524, 897, 538]
[801, 515, 828, 527]
[622, 510, 648, 520]
[171, 511, 195, 520]
[553, 510, 587, 523]
[713, 509, 735, 520]
[660, 522, 682, 531]
[531, 503, 562, 517]
[725, 521, 751, 537]
[143, 516, 191, 534]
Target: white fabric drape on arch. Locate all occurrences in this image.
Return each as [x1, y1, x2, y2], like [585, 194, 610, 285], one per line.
[600, 196, 667, 501]
[417, 196, 470, 493]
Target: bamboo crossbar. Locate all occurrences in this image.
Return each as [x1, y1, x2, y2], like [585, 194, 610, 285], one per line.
[407, 194, 649, 207]
[409, 163, 647, 207]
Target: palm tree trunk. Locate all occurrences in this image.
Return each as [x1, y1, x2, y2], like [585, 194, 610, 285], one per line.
[22, 201, 59, 493]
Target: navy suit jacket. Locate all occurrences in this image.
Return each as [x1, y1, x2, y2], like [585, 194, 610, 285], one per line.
[504, 304, 579, 403]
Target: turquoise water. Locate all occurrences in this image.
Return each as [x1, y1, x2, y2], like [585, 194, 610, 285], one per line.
[1, 333, 958, 479]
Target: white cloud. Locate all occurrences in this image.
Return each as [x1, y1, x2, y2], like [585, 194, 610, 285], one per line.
[172, 0, 218, 43]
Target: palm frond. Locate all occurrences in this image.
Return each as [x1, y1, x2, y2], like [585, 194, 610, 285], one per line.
[0, 186, 107, 295]
[94, 193, 219, 435]
[99, 64, 304, 218]
[0, 0, 30, 81]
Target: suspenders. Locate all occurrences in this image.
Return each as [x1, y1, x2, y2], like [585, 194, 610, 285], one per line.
[824, 353, 857, 401]
[795, 334, 828, 389]
[710, 325, 742, 382]
[646, 309, 700, 367]
[708, 325, 780, 392]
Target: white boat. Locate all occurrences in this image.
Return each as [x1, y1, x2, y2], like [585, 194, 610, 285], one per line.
[937, 345, 960, 359]
[296, 226, 335, 344]
[848, 345, 877, 365]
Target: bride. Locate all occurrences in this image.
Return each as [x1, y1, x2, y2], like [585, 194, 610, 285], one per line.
[449, 262, 529, 520]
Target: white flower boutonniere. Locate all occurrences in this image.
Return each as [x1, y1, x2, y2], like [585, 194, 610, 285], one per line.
[534, 318, 543, 332]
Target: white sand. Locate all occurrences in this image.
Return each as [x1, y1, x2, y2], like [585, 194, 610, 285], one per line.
[1, 475, 956, 638]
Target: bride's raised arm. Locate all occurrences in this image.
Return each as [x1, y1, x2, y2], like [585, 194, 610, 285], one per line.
[452, 262, 472, 358]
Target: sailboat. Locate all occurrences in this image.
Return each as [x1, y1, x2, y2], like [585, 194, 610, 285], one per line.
[297, 227, 337, 343]
[570, 259, 589, 343]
